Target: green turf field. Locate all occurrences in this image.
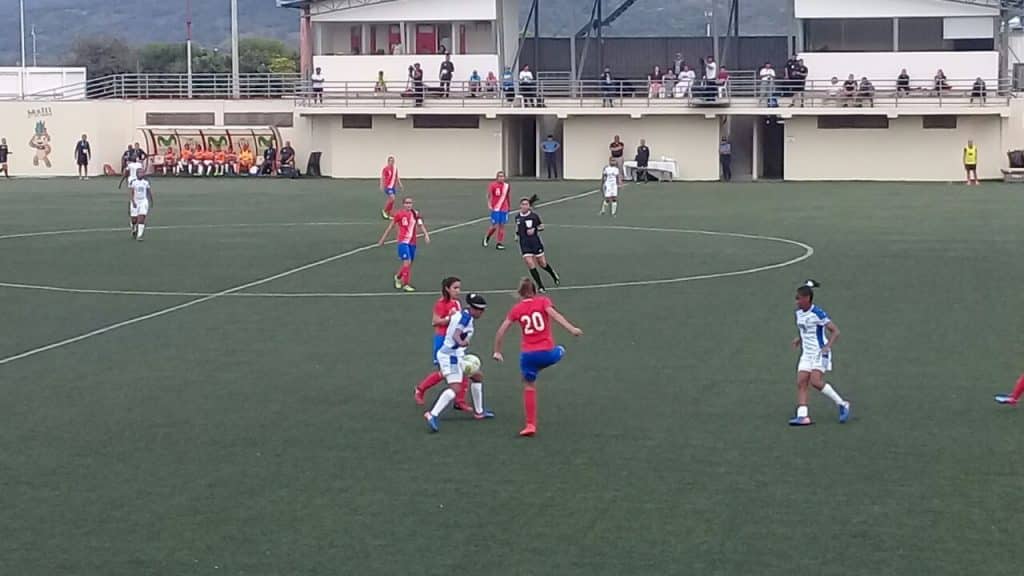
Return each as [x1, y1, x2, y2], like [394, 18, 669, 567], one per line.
[2, 176, 1023, 575]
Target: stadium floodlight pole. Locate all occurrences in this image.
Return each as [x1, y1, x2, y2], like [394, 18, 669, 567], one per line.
[19, 0, 26, 98]
[186, 0, 193, 98]
[231, 0, 240, 98]
[31, 24, 37, 67]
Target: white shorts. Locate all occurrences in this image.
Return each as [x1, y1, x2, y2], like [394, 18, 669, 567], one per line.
[603, 185, 618, 199]
[798, 352, 832, 374]
[130, 199, 150, 217]
[436, 351, 464, 384]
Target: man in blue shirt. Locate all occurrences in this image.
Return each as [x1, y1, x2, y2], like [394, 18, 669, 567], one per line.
[74, 134, 91, 180]
[541, 135, 560, 179]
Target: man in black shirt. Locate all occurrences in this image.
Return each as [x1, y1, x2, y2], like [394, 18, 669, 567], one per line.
[515, 196, 560, 293]
[121, 145, 134, 171]
[1, 137, 11, 178]
[74, 134, 91, 180]
[261, 145, 278, 175]
[439, 54, 455, 98]
[635, 139, 650, 182]
[279, 141, 297, 177]
[132, 142, 148, 163]
[412, 63, 424, 107]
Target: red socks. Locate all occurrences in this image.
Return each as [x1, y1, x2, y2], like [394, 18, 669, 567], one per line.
[486, 227, 495, 240]
[497, 227, 505, 242]
[1012, 374, 1024, 401]
[416, 371, 444, 393]
[384, 197, 395, 215]
[523, 385, 537, 427]
[455, 377, 469, 406]
[396, 265, 412, 285]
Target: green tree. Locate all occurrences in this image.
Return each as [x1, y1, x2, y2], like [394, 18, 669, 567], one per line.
[137, 43, 189, 74]
[237, 38, 299, 74]
[66, 37, 137, 78]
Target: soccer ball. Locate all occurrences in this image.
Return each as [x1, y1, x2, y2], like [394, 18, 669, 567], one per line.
[463, 354, 481, 376]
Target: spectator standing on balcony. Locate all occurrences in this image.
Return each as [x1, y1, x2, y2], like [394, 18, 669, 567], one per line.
[934, 69, 950, 94]
[964, 140, 980, 186]
[648, 65, 663, 99]
[469, 70, 482, 97]
[311, 67, 325, 104]
[857, 77, 875, 108]
[601, 66, 615, 107]
[502, 67, 515, 103]
[971, 77, 987, 105]
[609, 135, 625, 174]
[541, 135, 560, 179]
[375, 70, 387, 94]
[412, 63, 425, 107]
[784, 53, 799, 97]
[519, 65, 536, 107]
[719, 137, 732, 182]
[705, 56, 718, 87]
[440, 54, 455, 98]
[842, 74, 857, 107]
[635, 139, 650, 183]
[789, 59, 808, 107]
[758, 63, 776, 104]
[676, 64, 695, 99]
[672, 53, 684, 76]
[897, 69, 911, 95]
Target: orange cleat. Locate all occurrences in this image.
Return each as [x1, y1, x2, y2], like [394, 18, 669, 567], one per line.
[519, 424, 537, 437]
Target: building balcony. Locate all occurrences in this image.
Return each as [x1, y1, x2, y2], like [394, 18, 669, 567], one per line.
[312, 54, 500, 90]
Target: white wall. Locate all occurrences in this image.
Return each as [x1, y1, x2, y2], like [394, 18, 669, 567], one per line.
[784, 114, 1004, 181]
[0, 67, 87, 99]
[312, 0, 496, 23]
[795, 0, 996, 19]
[461, 21, 496, 54]
[562, 116, 720, 180]
[313, 54, 500, 85]
[798, 51, 999, 85]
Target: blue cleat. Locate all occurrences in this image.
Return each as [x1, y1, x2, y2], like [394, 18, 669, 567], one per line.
[788, 416, 813, 426]
[473, 410, 496, 420]
[994, 394, 1018, 405]
[839, 401, 852, 423]
[424, 412, 439, 432]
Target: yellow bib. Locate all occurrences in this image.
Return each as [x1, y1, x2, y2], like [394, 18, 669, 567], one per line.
[964, 146, 978, 164]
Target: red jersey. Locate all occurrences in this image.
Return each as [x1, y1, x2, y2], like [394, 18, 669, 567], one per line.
[393, 209, 421, 245]
[433, 298, 462, 336]
[382, 165, 399, 189]
[488, 181, 511, 212]
[508, 296, 555, 352]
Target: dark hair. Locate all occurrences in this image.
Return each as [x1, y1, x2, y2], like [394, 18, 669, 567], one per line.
[441, 276, 461, 300]
[466, 293, 487, 310]
[796, 279, 820, 301]
[520, 194, 539, 207]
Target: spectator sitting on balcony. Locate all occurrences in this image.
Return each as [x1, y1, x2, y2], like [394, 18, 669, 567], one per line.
[842, 74, 858, 106]
[857, 77, 876, 107]
[826, 76, 842, 105]
[469, 70, 482, 97]
[675, 64, 695, 98]
[934, 69, 950, 94]
[662, 68, 676, 98]
[519, 65, 536, 107]
[788, 59, 808, 107]
[279, 141, 297, 178]
[897, 69, 911, 94]
[600, 66, 615, 107]
[311, 67, 325, 103]
[716, 67, 730, 98]
[375, 70, 387, 93]
[502, 67, 515, 102]
[971, 77, 987, 105]
[440, 54, 455, 97]
[485, 71, 498, 95]
[758, 62, 776, 104]
[648, 65, 663, 99]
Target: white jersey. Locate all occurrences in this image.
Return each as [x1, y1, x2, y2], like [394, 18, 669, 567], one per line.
[131, 179, 151, 203]
[603, 166, 620, 196]
[795, 305, 830, 356]
[126, 161, 143, 182]
[437, 309, 475, 358]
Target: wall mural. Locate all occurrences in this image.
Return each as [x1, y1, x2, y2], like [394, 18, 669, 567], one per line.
[142, 127, 282, 157]
[28, 121, 52, 168]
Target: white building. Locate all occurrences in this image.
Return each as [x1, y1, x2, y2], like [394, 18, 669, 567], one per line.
[303, 0, 519, 87]
[0, 67, 87, 100]
[795, 0, 1000, 85]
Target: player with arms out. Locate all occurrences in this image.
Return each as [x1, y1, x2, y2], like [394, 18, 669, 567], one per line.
[790, 280, 851, 426]
[424, 293, 495, 432]
[129, 176, 154, 241]
[378, 197, 430, 292]
[515, 195, 560, 293]
[599, 157, 623, 216]
[482, 171, 511, 250]
[493, 277, 583, 437]
[414, 276, 472, 411]
[380, 156, 402, 219]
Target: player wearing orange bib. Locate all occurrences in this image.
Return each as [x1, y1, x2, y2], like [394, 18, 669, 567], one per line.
[225, 148, 238, 175]
[493, 277, 583, 436]
[238, 146, 255, 175]
[482, 171, 511, 250]
[179, 145, 194, 175]
[214, 148, 227, 176]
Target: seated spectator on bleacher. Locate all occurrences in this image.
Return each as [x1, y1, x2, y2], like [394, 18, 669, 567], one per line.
[469, 70, 481, 97]
[842, 74, 858, 106]
[648, 66, 663, 99]
[934, 69, 950, 94]
[502, 67, 515, 103]
[897, 69, 911, 94]
[261, 144, 278, 176]
[675, 64, 694, 98]
[971, 77, 987, 105]
[279, 141, 297, 177]
[485, 71, 498, 96]
[716, 67, 729, 98]
[375, 70, 387, 93]
[161, 148, 176, 175]
[827, 76, 841, 105]
[857, 77, 875, 107]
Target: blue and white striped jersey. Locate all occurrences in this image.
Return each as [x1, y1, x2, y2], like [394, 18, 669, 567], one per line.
[437, 309, 474, 358]
[795, 305, 830, 356]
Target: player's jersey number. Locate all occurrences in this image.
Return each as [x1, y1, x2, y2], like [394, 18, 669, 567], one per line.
[520, 312, 546, 335]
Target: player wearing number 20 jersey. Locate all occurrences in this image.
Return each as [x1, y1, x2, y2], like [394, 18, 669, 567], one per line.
[493, 277, 583, 437]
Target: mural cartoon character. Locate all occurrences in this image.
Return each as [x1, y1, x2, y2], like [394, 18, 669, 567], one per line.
[28, 121, 52, 167]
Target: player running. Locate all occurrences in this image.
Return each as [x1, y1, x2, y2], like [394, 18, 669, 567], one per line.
[790, 280, 851, 426]
[515, 195, 560, 293]
[493, 277, 583, 437]
[129, 176, 154, 241]
[482, 171, 511, 250]
[380, 156, 402, 219]
[414, 276, 472, 411]
[378, 197, 430, 292]
[424, 293, 495, 432]
[599, 157, 623, 216]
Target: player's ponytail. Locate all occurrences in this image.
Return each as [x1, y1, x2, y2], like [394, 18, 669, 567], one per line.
[528, 194, 539, 206]
[518, 277, 537, 299]
[441, 276, 461, 300]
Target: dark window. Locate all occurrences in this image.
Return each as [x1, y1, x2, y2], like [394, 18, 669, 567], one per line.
[342, 114, 373, 129]
[146, 112, 215, 126]
[224, 112, 294, 127]
[923, 115, 958, 129]
[805, 18, 894, 52]
[817, 116, 890, 129]
[899, 18, 947, 51]
[412, 115, 480, 129]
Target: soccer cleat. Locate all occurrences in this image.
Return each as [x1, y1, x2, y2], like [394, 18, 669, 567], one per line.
[994, 394, 1018, 405]
[382, 209, 391, 220]
[839, 401, 851, 423]
[495, 243, 505, 250]
[453, 402, 473, 412]
[474, 410, 496, 420]
[393, 275, 403, 290]
[424, 412, 439, 432]
[482, 236, 489, 247]
[414, 387, 425, 406]
[402, 284, 416, 293]
[552, 273, 561, 286]
[538, 287, 547, 294]
[788, 416, 813, 426]
[519, 424, 537, 437]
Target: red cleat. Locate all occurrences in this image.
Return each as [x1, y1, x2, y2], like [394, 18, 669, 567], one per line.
[414, 387, 425, 406]
[519, 424, 536, 437]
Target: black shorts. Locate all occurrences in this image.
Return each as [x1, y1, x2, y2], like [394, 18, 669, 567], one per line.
[965, 164, 977, 171]
[77, 155, 89, 167]
[520, 239, 545, 257]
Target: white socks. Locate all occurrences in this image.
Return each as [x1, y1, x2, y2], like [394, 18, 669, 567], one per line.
[430, 387, 456, 417]
[796, 405, 809, 418]
[471, 381, 483, 414]
[821, 383, 844, 406]
[611, 201, 618, 215]
[136, 224, 145, 239]
[600, 201, 608, 214]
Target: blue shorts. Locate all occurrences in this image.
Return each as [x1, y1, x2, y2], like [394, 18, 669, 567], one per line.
[397, 243, 416, 261]
[384, 187, 397, 196]
[490, 210, 508, 226]
[432, 335, 445, 364]
[519, 346, 566, 383]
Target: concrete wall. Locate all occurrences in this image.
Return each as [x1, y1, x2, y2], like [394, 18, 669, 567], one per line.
[311, 114, 503, 179]
[313, 54, 500, 86]
[784, 114, 1004, 181]
[795, 0, 996, 19]
[0, 67, 87, 99]
[0, 100, 311, 177]
[798, 51, 1000, 86]
[312, 0, 497, 22]
[561, 116, 720, 180]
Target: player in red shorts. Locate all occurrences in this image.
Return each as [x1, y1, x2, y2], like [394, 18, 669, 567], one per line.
[380, 156, 402, 219]
[492, 277, 583, 436]
[378, 197, 430, 292]
[482, 171, 511, 250]
[414, 276, 472, 410]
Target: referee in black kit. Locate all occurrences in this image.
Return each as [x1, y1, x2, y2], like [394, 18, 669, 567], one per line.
[515, 194, 561, 293]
